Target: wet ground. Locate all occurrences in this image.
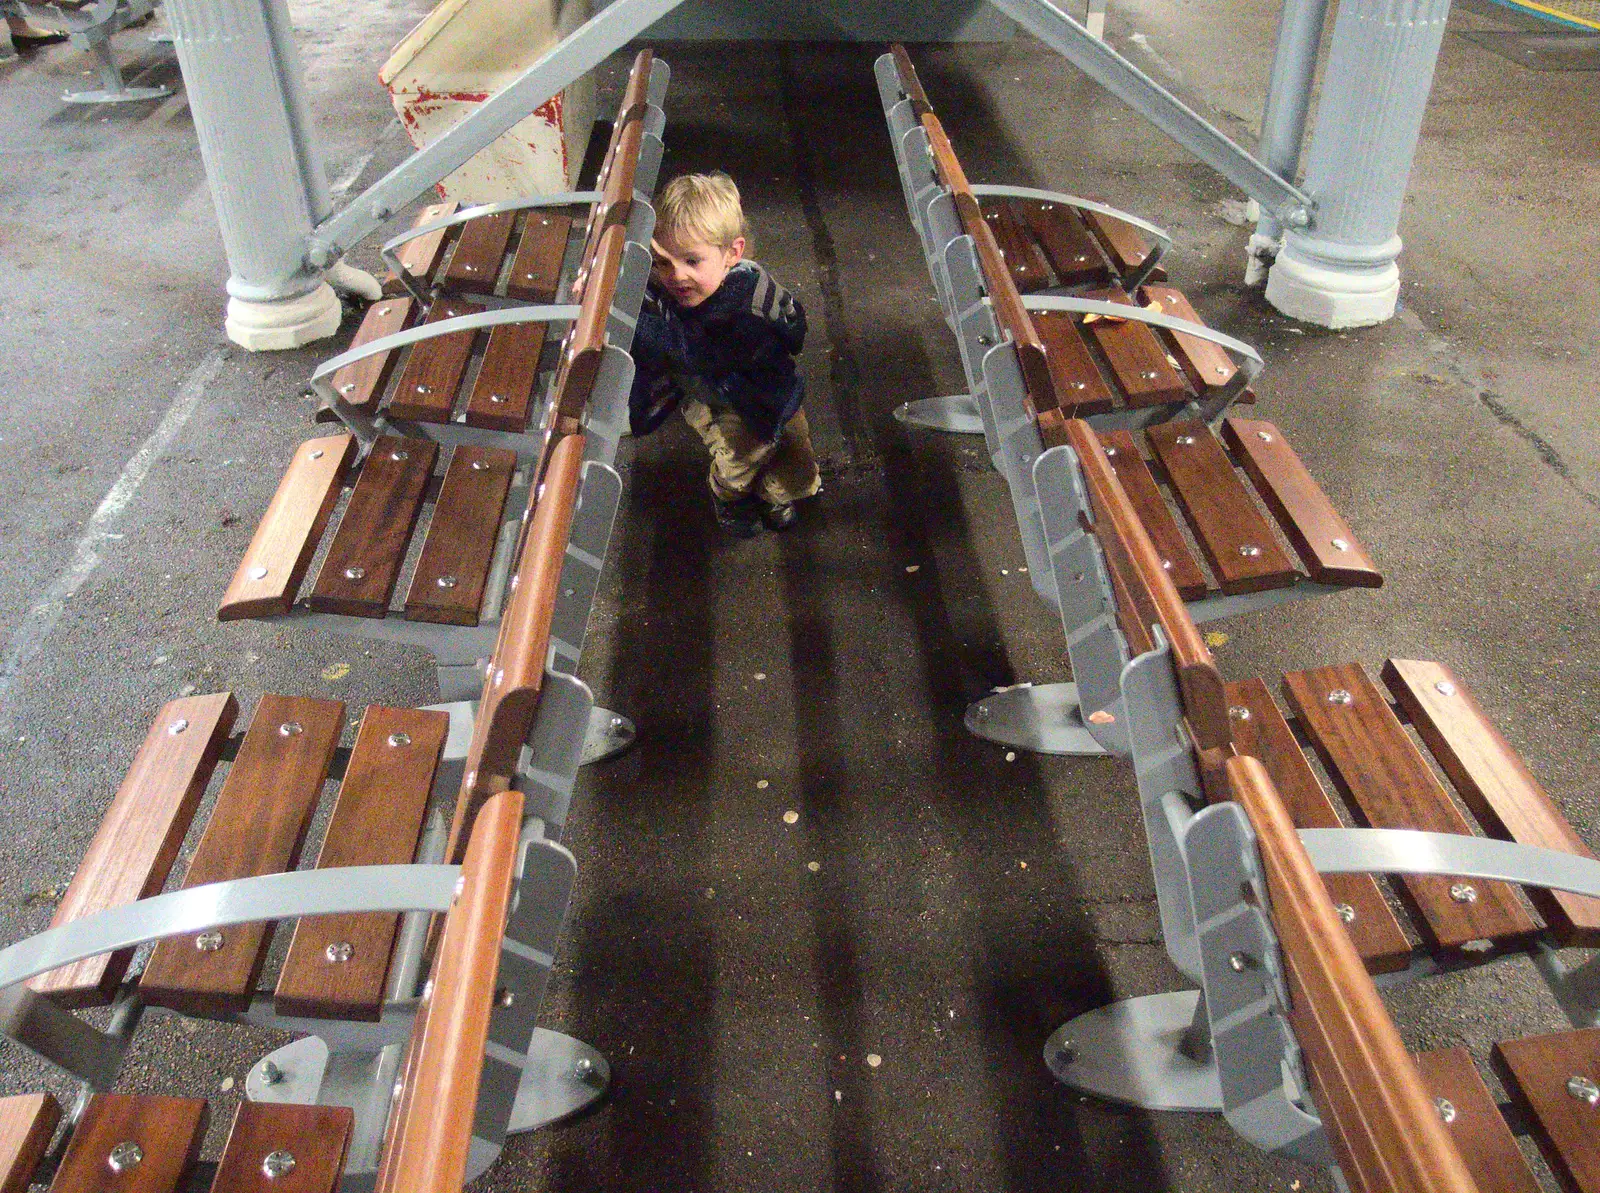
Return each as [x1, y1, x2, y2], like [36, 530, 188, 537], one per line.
[0, 2, 1596, 1190]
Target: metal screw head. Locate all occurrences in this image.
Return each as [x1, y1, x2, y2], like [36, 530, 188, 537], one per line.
[489, 393, 506, 404]
[1042, 203, 1054, 211]
[1161, 559, 1173, 570]
[1331, 538, 1349, 551]
[1140, 370, 1157, 380]
[391, 449, 410, 461]
[1228, 952, 1255, 973]
[339, 383, 355, 395]
[1450, 883, 1479, 904]
[1228, 706, 1252, 721]
[280, 721, 303, 736]
[573, 1057, 595, 1078]
[378, 306, 390, 316]
[1327, 689, 1353, 705]
[168, 719, 189, 735]
[1257, 430, 1274, 442]
[1071, 381, 1086, 390]
[977, 334, 994, 347]
[325, 941, 354, 963]
[610, 715, 625, 729]
[108, 1142, 144, 1172]
[310, 448, 325, 460]
[260, 1059, 284, 1085]
[388, 732, 411, 747]
[248, 566, 268, 580]
[1335, 903, 1357, 924]
[195, 930, 225, 952]
[1104, 446, 1118, 457]
[1239, 544, 1261, 558]
[975, 705, 991, 722]
[496, 987, 515, 1008]
[1567, 1075, 1600, 1105]
[1215, 365, 1228, 376]
[1435, 1097, 1457, 1123]
[436, 575, 458, 589]
[262, 1151, 297, 1180]
[1435, 680, 1457, 696]
[471, 459, 489, 471]
[464, 263, 477, 272]
[343, 565, 366, 581]
[1175, 434, 1195, 446]
[415, 385, 431, 396]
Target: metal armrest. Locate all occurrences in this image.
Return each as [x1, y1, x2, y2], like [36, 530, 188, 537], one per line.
[1300, 828, 1600, 900]
[969, 184, 1173, 290]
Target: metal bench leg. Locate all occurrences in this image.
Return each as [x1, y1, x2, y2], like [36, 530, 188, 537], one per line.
[893, 394, 986, 435]
[1045, 989, 1221, 1111]
[61, 24, 173, 104]
[965, 684, 1115, 756]
[1, 19, 17, 60]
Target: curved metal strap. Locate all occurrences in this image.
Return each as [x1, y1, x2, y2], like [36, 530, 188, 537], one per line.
[969, 182, 1173, 289]
[0, 865, 461, 992]
[380, 192, 603, 301]
[1300, 828, 1600, 900]
[1021, 294, 1264, 389]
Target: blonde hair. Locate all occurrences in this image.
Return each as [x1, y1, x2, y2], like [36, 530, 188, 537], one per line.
[655, 172, 748, 251]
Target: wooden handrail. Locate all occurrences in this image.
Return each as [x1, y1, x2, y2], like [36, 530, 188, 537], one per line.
[1227, 757, 1480, 1193]
[374, 789, 522, 1193]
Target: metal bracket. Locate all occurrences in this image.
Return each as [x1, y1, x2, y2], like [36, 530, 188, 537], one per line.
[893, 395, 985, 435]
[1045, 990, 1221, 1111]
[964, 683, 1115, 756]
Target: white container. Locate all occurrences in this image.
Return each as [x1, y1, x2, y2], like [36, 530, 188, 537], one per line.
[380, 0, 596, 202]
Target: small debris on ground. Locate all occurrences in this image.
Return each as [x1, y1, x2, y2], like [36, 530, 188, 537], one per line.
[757, 779, 770, 790]
[1204, 630, 1229, 648]
[866, 1054, 882, 1068]
[807, 861, 821, 872]
[1004, 751, 1016, 762]
[783, 809, 799, 825]
[905, 564, 920, 573]
[321, 661, 351, 682]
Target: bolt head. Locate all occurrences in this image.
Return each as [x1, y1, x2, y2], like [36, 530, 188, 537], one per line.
[391, 450, 409, 461]
[280, 721, 303, 736]
[1331, 538, 1349, 551]
[471, 460, 489, 471]
[1435, 1097, 1457, 1123]
[1435, 680, 1456, 696]
[343, 566, 366, 581]
[309, 448, 325, 460]
[1327, 689, 1353, 705]
[168, 719, 189, 735]
[489, 393, 507, 403]
[262, 1151, 297, 1180]
[388, 732, 411, 747]
[248, 566, 268, 580]
[195, 930, 225, 952]
[339, 383, 355, 395]
[260, 1060, 284, 1085]
[1335, 903, 1356, 924]
[496, 987, 515, 1007]
[1239, 544, 1261, 558]
[108, 1142, 144, 1172]
[1228, 706, 1252, 721]
[1228, 952, 1254, 973]
[1567, 1075, 1600, 1105]
[1257, 430, 1273, 442]
[1176, 434, 1195, 446]
[436, 575, 458, 589]
[1104, 446, 1118, 457]
[325, 941, 354, 963]
[1449, 883, 1478, 904]
[573, 1056, 595, 1078]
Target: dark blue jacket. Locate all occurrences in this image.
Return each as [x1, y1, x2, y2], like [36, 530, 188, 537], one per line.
[628, 260, 807, 441]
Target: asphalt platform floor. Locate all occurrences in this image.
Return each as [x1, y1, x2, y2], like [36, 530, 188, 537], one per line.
[0, 1, 1597, 1191]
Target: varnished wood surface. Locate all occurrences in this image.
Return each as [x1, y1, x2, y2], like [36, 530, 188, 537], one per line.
[1033, 311, 1115, 417]
[1282, 663, 1541, 952]
[307, 436, 438, 619]
[1220, 417, 1382, 589]
[889, 44, 932, 116]
[34, 693, 238, 1005]
[1098, 430, 1208, 601]
[1139, 284, 1237, 393]
[1015, 199, 1109, 287]
[274, 706, 448, 1020]
[443, 209, 514, 294]
[391, 201, 458, 287]
[1494, 1028, 1600, 1193]
[1064, 419, 1230, 749]
[1146, 421, 1299, 594]
[1384, 658, 1600, 945]
[506, 211, 573, 303]
[0, 1094, 60, 1193]
[465, 320, 547, 432]
[1081, 287, 1187, 408]
[980, 199, 1050, 293]
[374, 791, 522, 1193]
[1224, 678, 1412, 973]
[386, 299, 483, 424]
[555, 226, 626, 422]
[404, 446, 517, 626]
[1082, 208, 1154, 272]
[140, 695, 342, 1015]
[218, 435, 357, 620]
[327, 298, 412, 413]
[211, 1104, 353, 1193]
[1414, 1048, 1541, 1193]
[50, 1095, 207, 1193]
[1228, 756, 1481, 1193]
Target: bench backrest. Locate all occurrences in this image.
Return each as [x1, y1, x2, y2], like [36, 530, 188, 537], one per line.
[573, 50, 655, 283]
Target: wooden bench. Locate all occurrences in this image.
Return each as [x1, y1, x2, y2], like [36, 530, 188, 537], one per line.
[0, 788, 530, 1193]
[1034, 416, 1600, 1192]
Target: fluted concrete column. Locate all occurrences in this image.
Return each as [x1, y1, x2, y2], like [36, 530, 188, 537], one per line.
[165, 0, 341, 349]
[1266, 0, 1453, 328]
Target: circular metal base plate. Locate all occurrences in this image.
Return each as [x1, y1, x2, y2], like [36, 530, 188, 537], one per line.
[506, 1028, 612, 1133]
[964, 683, 1109, 756]
[893, 394, 985, 434]
[581, 706, 635, 765]
[1045, 991, 1222, 1112]
[63, 83, 174, 103]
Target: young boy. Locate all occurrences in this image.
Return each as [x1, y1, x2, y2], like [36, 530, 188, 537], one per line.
[628, 172, 820, 536]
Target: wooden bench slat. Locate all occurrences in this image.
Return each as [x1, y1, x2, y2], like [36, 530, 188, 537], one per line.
[49, 1095, 206, 1193]
[1015, 199, 1110, 287]
[403, 446, 517, 626]
[979, 199, 1050, 293]
[506, 211, 573, 303]
[1227, 756, 1480, 1193]
[328, 298, 413, 412]
[1139, 284, 1238, 393]
[1384, 658, 1600, 946]
[212, 1104, 353, 1193]
[1033, 311, 1116, 417]
[1281, 663, 1541, 952]
[34, 693, 239, 1006]
[554, 226, 627, 424]
[274, 705, 449, 1020]
[1081, 288, 1188, 408]
[386, 299, 484, 424]
[1495, 1028, 1600, 1193]
[443, 210, 515, 295]
[1082, 208, 1156, 275]
[390, 201, 458, 290]
[140, 695, 343, 1015]
[1415, 1047, 1542, 1193]
[0, 1094, 60, 1193]
[375, 791, 522, 1193]
[1225, 677, 1413, 973]
[1146, 421, 1300, 594]
[1098, 431, 1209, 601]
[1221, 418, 1382, 589]
[464, 321, 547, 433]
[219, 435, 359, 621]
[307, 436, 439, 619]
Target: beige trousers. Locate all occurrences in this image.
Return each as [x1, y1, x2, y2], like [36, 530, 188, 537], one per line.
[680, 397, 821, 505]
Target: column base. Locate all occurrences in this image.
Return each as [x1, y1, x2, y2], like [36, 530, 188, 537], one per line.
[226, 282, 343, 351]
[1265, 241, 1399, 329]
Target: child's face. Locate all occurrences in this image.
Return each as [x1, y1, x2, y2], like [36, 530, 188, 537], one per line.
[651, 233, 745, 308]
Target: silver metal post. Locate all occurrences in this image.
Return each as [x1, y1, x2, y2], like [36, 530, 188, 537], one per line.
[1265, 0, 1454, 326]
[1246, 0, 1331, 284]
[162, 0, 342, 349]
